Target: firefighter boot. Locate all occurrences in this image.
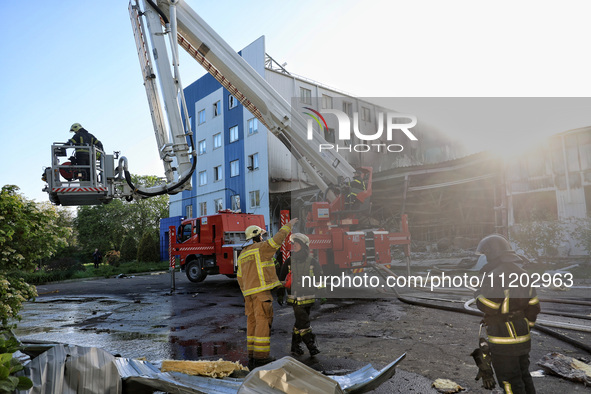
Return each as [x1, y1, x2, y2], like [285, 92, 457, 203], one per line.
[301, 330, 320, 356]
[291, 329, 304, 356]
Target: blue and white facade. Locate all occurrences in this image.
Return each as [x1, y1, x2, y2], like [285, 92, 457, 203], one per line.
[169, 37, 271, 228]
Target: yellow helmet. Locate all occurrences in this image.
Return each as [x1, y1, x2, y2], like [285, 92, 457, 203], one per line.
[70, 123, 83, 132]
[290, 233, 310, 246]
[245, 225, 266, 240]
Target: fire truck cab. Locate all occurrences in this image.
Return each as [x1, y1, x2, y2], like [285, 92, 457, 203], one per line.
[171, 210, 265, 282]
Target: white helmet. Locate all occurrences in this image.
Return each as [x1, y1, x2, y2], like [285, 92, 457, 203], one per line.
[245, 225, 266, 240]
[290, 233, 310, 246]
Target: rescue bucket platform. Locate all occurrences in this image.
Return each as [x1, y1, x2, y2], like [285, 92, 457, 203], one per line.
[43, 143, 114, 206]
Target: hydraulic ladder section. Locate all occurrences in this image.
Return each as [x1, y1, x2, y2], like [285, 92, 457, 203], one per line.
[147, 0, 355, 198]
[129, 1, 193, 193]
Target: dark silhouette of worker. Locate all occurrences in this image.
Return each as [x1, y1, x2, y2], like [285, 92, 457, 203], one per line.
[67, 123, 103, 181]
[93, 248, 102, 269]
[346, 169, 366, 209]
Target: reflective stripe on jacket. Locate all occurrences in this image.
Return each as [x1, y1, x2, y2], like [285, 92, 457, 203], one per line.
[281, 255, 323, 306]
[68, 128, 104, 153]
[475, 256, 541, 355]
[237, 224, 292, 297]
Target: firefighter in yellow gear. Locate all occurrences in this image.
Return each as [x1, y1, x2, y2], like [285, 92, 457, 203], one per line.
[474, 234, 541, 394]
[66, 123, 104, 181]
[237, 218, 297, 369]
[278, 233, 323, 357]
[346, 169, 366, 207]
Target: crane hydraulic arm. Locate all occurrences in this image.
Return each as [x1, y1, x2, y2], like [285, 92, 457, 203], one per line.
[142, 0, 355, 198]
[44, 0, 355, 206]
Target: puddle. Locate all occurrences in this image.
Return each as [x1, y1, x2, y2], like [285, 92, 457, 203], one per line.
[14, 295, 247, 363]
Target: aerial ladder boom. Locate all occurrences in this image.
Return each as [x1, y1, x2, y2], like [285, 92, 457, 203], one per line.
[144, 0, 355, 198]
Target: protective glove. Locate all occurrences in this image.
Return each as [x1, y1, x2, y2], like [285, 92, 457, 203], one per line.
[471, 348, 496, 390]
[277, 295, 284, 306]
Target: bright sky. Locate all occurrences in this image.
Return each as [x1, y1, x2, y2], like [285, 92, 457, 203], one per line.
[1, 0, 591, 203]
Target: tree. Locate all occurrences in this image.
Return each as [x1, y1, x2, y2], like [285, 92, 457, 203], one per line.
[125, 175, 169, 234]
[120, 235, 138, 262]
[137, 231, 160, 262]
[74, 174, 169, 256]
[76, 199, 128, 253]
[0, 185, 70, 326]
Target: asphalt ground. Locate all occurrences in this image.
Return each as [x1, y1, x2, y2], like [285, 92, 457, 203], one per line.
[14, 269, 591, 393]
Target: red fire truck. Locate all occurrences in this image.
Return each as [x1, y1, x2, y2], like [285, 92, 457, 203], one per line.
[168, 210, 265, 283]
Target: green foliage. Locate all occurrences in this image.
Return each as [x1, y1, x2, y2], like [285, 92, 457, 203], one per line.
[510, 220, 568, 260]
[0, 185, 71, 271]
[0, 185, 64, 327]
[104, 250, 121, 267]
[120, 235, 138, 262]
[75, 175, 169, 258]
[0, 331, 33, 393]
[0, 277, 37, 327]
[137, 231, 160, 262]
[568, 217, 591, 254]
[76, 199, 128, 252]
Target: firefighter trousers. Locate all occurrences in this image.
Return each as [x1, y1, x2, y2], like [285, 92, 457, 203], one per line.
[292, 304, 312, 330]
[245, 290, 274, 360]
[492, 353, 536, 394]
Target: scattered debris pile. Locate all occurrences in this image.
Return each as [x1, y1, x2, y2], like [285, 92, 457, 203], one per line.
[538, 352, 591, 386]
[15, 342, 405, 394]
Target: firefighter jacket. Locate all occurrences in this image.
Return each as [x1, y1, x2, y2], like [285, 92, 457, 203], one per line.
[237, 224, 292, 297]
[347, 176, 366, 202]
[279, 254, 323, 306]
[68, 128, 104, 156]
[475, 253, 541, 356]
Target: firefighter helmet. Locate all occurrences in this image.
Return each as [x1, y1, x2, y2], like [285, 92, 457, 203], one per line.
[70, 123, 83, 132]
[290, 233, 310, 247]
[476, 234, 513, 262]
[245, 225, 266, 240]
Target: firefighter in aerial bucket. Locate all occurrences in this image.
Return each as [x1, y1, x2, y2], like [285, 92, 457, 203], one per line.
[237, 218, 297, 369]
[279, 233, 323, 357]
[66, 123, 103, 181]
[473, 234, 540, 393]
[346, 168, 367, 209]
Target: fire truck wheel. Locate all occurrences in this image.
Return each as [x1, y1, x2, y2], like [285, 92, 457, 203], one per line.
[186, 259, 208, 283]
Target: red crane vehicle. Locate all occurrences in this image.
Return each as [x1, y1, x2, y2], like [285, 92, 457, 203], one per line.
[42, 0, 411, 282]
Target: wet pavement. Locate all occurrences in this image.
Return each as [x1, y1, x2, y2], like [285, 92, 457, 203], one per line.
[14, 270, 591, 393]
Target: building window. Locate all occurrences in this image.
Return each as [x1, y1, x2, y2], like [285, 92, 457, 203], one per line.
[198, 109, 206, 125]
[198, 139, 206, 155]
[361, 107, 371, 122]
[248, 153, 259, 171]
[199, 201, 207, 216]
[214, 165, 222, 181]
[343, 101, 353, 117]
[300, 87, 311, 105]
[213, 101, 220, 117]
[231, 194, 241, 211]
[248, 118, 259, 135]
[213, 133, 222, 149]
[229, 95, 238, 109]
[185, 205, 193, 219]
[229, 125, 239, 143]
[230, 159, 240, 177]
[249, 190, 261, 208]
[214, 198, 223, 212]
[322, 94, 333, 109]
[199, 170, 207, 186]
